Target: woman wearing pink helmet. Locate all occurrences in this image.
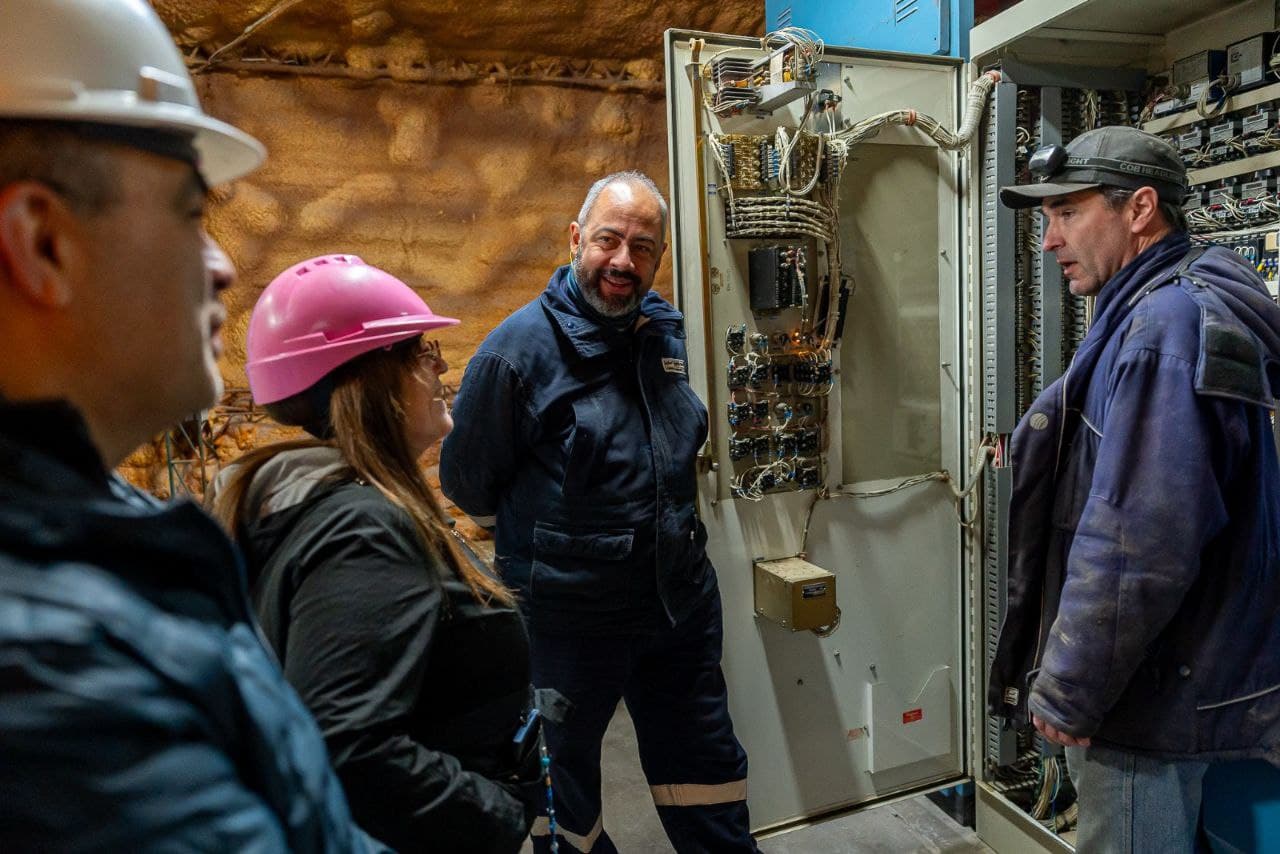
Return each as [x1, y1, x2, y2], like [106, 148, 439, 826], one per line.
[210, 255, 541, 853]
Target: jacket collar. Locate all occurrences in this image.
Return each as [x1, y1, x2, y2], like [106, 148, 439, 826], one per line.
[0, 396, 251, 623]
[539, 265, 684, 362]
[0, 397, 111, 494]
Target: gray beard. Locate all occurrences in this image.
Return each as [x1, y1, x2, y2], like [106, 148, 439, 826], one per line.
[572, 255, 642, 318]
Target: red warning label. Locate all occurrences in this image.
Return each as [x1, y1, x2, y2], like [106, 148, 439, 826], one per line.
[902, 708, 924, 724]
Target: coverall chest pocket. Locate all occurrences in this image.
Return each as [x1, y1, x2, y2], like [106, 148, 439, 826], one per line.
[530, 521, 636, 609]
[561, 394, 609, 497]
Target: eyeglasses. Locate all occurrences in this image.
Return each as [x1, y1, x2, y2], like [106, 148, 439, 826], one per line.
[415, 339, 443, 366]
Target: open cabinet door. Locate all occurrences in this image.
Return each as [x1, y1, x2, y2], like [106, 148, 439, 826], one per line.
[663, 29, 974, 832]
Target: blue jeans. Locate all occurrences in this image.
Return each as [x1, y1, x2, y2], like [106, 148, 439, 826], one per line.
[528, 591, 757, 853]
[1066, 745, 1210, 853]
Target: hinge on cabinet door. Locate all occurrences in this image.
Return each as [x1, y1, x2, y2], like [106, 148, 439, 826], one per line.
[696, 439, 718, 474]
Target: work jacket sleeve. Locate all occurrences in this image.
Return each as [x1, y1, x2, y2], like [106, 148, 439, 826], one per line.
[440, 351, 534, 526]
[0, 635, 291, 850]
[1029, 346, 1239, 738]
[0, 611, 392, 853]
[283, 503, 529, 853]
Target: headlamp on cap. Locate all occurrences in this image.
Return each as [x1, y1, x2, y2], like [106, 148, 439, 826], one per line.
[1001, 128, 1189, 210]
[1028, 144, 1068, 181]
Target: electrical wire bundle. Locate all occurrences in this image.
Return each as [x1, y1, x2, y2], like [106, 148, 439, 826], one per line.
[1184, 194, 1280, 233]
[1246, 121, 1280, 154]
[1188, 204, 1280, 238]
[723, 195, 835, 242]
[701, 28, 826, 118]
[697, 46, 1000, 501]
[706, 70, 998, 351]
[1197, 72, 1241, 119]
[1029, 755, 1079, 834]
[989, 751, 1042, 796]
[830, 70, 1001, 151]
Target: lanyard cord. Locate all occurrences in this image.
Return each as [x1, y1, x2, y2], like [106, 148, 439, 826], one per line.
[541, 745, 559, 852]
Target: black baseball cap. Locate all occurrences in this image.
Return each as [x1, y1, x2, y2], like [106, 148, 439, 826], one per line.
[1000, 125, 1188, 209]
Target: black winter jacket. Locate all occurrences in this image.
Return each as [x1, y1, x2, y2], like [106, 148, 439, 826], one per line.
[0, 402, 385, 852]
[222, 447, 538, 853]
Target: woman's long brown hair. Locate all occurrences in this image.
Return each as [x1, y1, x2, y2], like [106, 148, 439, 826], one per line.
[210, 337, 513, 607]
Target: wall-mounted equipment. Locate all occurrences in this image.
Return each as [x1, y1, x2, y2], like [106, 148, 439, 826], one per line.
[753, 556, 838, 633]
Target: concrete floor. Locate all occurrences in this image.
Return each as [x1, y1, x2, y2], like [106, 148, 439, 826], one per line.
[523, 704, 991, 853]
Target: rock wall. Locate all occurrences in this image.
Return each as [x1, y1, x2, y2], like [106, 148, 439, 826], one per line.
[125, 3, 763, 511]
[154, 1, 761, 69]
[118, 71, 663, 515]
[199, 73, 674, 382]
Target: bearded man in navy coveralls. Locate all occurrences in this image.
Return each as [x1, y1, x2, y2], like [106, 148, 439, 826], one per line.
[990, 126, 1280, 851]
[441, 171, 758, 853]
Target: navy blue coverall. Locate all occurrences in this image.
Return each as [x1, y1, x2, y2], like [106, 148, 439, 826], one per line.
[441, 267, 758, 853]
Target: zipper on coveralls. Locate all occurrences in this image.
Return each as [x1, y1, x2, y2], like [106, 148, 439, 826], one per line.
[632, 333, 675, 625]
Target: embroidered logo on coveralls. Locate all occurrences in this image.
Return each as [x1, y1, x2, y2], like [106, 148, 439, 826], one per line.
[662, 358, 687, 375]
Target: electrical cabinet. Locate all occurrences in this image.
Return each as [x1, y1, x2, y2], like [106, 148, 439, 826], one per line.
[667, 28, 969, 835]
[664, 1, 1279, 850]
[764, 0, 974, 58]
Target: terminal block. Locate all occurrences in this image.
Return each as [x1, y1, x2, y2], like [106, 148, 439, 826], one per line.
[725, 324, 747, 353]
[776, 432, 798, 458]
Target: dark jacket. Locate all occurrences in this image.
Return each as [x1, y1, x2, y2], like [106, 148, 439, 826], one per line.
[226, 447, 538, 853]
[0, 400, 385, 852]
[991, 233, 1280, 764]
[439, 266, 716, 633]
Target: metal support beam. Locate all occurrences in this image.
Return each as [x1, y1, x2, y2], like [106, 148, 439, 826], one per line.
[982, 81, 1019, 433]
[1036, 87, 1066, 387]
[998, 58, 1147, 92]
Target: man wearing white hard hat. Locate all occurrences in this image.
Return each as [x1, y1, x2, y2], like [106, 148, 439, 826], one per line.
[0, 1, 387, 849]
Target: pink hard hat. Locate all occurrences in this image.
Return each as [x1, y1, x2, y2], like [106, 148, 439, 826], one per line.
[246, 254, 459, 405]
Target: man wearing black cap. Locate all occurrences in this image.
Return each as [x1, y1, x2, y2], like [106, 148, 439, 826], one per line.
[989, 125, 1280, 848]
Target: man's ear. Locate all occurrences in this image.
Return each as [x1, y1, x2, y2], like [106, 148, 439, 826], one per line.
[0, 182, 78, 309]
[568, 220, 582, 262]
[1128, 186, 1161, 235]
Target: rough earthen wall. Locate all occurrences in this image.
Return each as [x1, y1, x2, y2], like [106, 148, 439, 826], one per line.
[122, 2, 763, 520]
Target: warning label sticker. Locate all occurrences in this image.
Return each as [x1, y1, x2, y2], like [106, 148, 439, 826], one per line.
[902, 708, 924, 725]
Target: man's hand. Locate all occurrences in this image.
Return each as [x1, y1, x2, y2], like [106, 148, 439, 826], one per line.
[1032, 713, 1091, 748]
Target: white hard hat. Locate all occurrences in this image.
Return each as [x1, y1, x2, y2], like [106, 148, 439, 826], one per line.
[0, 0, 265, 187]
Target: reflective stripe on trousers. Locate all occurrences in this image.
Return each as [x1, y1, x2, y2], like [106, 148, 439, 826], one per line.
[650, 779, 748, 807]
